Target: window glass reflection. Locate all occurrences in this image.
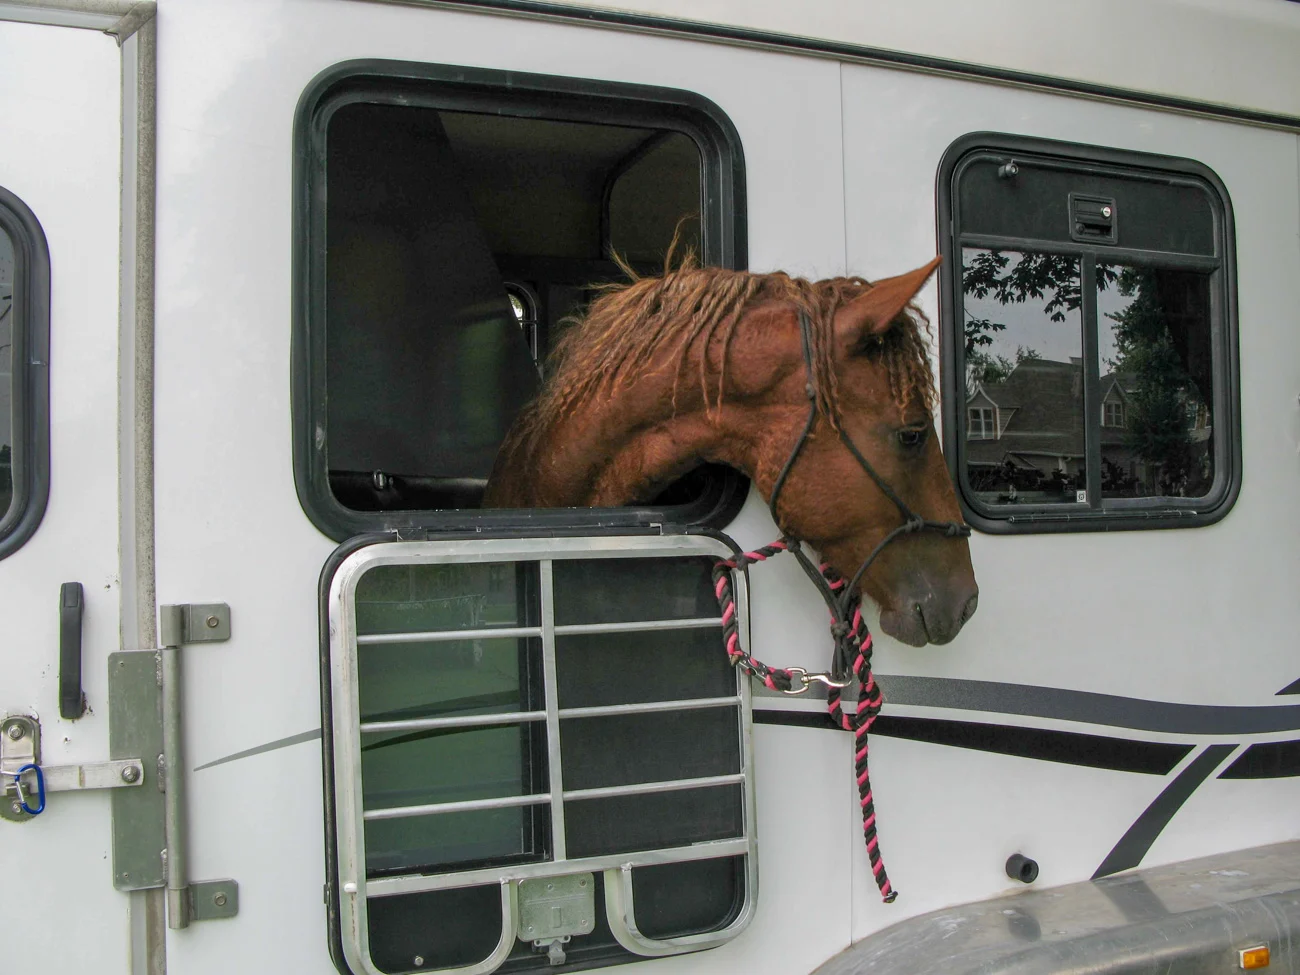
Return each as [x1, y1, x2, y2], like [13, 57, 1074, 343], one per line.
[961, 248, 1086, 505]
[1097, 266, 1214, 499]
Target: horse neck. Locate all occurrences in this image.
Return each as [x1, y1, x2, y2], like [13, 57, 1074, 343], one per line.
[495, 353, 759, 509]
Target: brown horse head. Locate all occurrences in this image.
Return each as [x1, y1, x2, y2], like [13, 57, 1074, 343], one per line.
[728, 259, 977, 645]
[485, 258, 977, 646]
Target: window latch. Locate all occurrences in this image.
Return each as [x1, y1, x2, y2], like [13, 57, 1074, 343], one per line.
[1069, 193, 1118, 244]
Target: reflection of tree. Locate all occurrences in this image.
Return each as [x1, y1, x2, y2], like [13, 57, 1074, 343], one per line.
[962, 251, 1119, 355]
[1103, 267, 1207, 495]
[966, 345, 1039, 397]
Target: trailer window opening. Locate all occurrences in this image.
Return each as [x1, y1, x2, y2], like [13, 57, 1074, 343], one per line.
[0, 187, 50, 560]
[938, 135, 1238, 533]
[294, 64, 747, 540]
[325, 537, 756, 975]
[1, 228, 13, 523]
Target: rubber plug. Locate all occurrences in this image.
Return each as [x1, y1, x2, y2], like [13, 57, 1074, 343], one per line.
[1005, 853, 1039, 884]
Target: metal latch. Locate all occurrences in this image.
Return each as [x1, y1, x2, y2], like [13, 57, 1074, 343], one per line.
[517, 874, 596, 966]
[1, 714, 145, 823]
[1069, 192, 1118, 245]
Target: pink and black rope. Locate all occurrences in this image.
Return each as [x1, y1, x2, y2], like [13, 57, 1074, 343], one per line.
[712, 540, 801, 693]
[822, 565, 897, 902]
[712, 543, 897, 903]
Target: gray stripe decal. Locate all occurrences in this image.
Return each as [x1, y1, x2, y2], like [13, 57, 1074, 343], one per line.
[879, 676, 1300, 735]
[194, 728, 322, 771]
[200, 673, 1300, 771]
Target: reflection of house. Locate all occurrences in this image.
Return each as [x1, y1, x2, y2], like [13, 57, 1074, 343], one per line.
[966, 358, 1211, 500]
[966, 359, 1086, 487]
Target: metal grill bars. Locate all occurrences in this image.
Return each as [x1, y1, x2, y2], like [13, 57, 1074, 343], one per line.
[357, 694, 741, 736]
[353, 558, 746, 863]
[355, 616, 722, 646]
[360, 773, 747, 822]
[365, 836, 752, 899]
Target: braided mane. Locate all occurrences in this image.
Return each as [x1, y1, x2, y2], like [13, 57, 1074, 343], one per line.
[513, 260, 935, 450]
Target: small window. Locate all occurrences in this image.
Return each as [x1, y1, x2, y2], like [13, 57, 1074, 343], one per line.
[324, 533, 755, 975]
[938, 134, 1239, 532]
[967, 407, 996, 440]
[0, 186, 50, 559]
[294, 62, 747, 540]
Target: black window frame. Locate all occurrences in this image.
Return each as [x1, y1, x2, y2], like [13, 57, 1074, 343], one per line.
[292, 60, 749, 542]
[937, 132, 1240, 534]
[0, 185, 51, 560]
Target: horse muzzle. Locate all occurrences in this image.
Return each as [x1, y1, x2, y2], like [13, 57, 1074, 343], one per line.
[880, 583, 979, 647]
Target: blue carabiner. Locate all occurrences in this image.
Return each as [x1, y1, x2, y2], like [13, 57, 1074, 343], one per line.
[12, 764, 45, 815]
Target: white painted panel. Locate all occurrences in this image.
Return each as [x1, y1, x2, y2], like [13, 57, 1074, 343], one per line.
[848, 737, 1202, 936]
[150, 0, 1300, 969]
[0, 17, 126, 975]
[842, 63, 1300, 703]
[557, 0, 1300, 120]
[152, 0, 846, 972]
[841, 63, 1300, 940]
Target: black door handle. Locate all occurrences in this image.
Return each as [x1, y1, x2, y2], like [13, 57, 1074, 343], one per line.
[59, 582, 86, 719]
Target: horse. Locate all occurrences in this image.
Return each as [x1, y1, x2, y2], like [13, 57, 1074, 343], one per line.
[483, 257, 978, 646]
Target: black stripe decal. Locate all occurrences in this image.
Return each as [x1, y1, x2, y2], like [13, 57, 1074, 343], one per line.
[1277, 677, 1300, 696]
[1092, 744, 1236, 879]
[753, 710, 1190, 774]
[878, 676, 1300, 735]
[1218, 739, 1300, 779]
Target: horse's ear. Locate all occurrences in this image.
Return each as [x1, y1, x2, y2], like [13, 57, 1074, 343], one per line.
[834, 256, 942, 351]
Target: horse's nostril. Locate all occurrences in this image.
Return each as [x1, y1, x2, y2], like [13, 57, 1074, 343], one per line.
[960, 592, 979, 624]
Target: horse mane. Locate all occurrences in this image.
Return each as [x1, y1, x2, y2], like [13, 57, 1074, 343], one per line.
[512, 257, 936, 452]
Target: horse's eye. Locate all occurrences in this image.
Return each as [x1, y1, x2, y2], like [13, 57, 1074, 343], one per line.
[897, 426, 928, 450]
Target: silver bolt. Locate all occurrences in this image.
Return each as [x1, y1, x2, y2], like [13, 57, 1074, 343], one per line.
[546, 883, 554, 891]
[121, 765, 140, 784]
[1101, 205, 1113, 218]
[10, 800, 22, 815]
[412, 956, 425, 968]
[206, 615, 219, 629]
[213, 892, 228, 908]
[526, 925, 534, 933]
[6, 724, 23, 740]
[578, 879, 586, 888]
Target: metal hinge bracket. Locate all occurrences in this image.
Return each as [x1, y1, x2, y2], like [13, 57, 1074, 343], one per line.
[159, 603, 230, 647]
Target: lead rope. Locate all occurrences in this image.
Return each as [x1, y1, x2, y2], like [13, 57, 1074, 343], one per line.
[712, 542, 898, 903]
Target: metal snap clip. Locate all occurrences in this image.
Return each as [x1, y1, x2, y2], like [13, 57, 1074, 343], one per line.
[782, 667, 852, 695]
[9, 764, 45, 816]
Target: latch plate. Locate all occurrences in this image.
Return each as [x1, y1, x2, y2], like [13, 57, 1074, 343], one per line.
[0, 715, 39, 823]
[517, 873, 595, 943]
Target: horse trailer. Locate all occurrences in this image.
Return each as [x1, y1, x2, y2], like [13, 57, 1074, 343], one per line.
[2, 1, 1300, 973]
